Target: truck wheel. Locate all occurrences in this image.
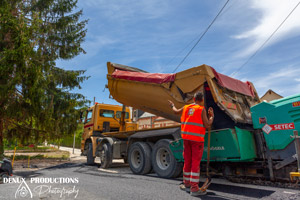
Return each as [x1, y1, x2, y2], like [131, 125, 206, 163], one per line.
[99, 143, 112, 169]
[87, 142, 95, 165]
[152, 139, 182, 178]
[147, 142, 154, 150]
[128, 142, 152, 175]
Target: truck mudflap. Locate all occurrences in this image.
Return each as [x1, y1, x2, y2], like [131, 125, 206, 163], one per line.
[169, 127, 257, 162]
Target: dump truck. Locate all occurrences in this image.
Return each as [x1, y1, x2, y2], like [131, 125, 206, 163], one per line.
[105, 62, 260, 178]
[80, 103, 138, 166]
[80, 101, 183, 175]
[104, 62, 300, 183]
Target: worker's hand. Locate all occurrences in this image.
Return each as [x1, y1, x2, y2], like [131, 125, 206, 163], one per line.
[208, 107, 214, 119]
[168, 100, 175, 108]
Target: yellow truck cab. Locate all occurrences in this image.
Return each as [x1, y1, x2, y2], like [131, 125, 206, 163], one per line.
[81, 103, 137, 166]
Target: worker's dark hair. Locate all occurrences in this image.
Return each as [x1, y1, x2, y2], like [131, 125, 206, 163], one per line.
[194, 92, 203, 102]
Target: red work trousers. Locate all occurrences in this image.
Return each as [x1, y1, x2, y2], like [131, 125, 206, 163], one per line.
[182, 140, 204, 192]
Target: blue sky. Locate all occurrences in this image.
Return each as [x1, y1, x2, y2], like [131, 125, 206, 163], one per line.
[57, 0, 300, 106]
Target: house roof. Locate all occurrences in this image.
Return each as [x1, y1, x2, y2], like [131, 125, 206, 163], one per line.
[139, 112, 156, 118]
[260, 89, 283, 101]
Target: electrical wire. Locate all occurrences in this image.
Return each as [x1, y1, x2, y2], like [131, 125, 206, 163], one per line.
[231, 1, 300, 76]
[165, 1, 235, 69]
[165, 35, 199, 68]
[172, 0, 230, 73]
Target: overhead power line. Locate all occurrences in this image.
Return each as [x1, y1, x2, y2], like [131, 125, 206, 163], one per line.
[231, 1, 300, 76]
[165, 1, 234, 70]
[165, 35, 199, 69]
[172, 0, 230, 73]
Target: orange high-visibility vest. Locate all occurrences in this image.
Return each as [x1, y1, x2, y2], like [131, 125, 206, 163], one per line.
[181, 104, 206, 142]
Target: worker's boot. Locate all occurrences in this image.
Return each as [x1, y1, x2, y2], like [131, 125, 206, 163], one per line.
[190, 187, 207, 196]
[179, 183, 190, 193]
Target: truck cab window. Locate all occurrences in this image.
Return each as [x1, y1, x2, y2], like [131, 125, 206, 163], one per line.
[116, 111, 129, 119]
[100, 109, 114, 118]
[86, 110, 93, 123]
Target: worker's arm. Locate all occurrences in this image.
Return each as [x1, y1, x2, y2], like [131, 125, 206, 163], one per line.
[168, 100, 184, 115]
[202, 107, 214, 129]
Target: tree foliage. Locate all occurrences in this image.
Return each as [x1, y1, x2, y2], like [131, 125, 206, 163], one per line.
[0, 0, 89, 158]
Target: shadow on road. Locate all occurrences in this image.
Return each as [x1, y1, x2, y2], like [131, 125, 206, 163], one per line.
[145, 174, 276, 199]
[13, 162, 276, 200]
[108, 163, 129, 168]
[13, 171, 44, 179]
[206, 182, 275, 199]
[182, 181, 275, 200]
[42, 162, 84, 170]
[40, 162, 129, 170]
[13, 163, 85, 178]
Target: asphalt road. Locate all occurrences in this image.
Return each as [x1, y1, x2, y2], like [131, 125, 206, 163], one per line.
[1, 148, 299, 200]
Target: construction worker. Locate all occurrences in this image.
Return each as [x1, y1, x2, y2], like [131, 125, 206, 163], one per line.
[168, 92, 214, 196]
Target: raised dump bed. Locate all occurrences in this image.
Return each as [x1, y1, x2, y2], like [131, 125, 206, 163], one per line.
[106, 62, 260, 129]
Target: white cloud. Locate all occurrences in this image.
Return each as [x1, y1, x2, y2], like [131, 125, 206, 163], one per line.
[234, 0, 300, 57]
[249, 66, 300, 97]
[83, 34, 117, 58]
[289, 83, 300, 94]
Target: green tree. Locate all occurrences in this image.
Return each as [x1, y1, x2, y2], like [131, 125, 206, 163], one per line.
[0, 0, 89, 158]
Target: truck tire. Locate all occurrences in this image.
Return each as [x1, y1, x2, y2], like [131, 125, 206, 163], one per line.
[128, 142, 152, 175]
[87, 142, 95, 165]
[147, 142, 154, 150]
[99, 143, 112, 169]
[152, 139, 182, 178]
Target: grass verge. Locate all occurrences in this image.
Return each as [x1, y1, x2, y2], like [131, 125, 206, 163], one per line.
[4, 150, 70, 161]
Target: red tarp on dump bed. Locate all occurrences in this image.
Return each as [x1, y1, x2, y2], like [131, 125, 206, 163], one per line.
[112, 69, 176, 84]
[112, 67, 254, 97]
[211, 68, 254, 97]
